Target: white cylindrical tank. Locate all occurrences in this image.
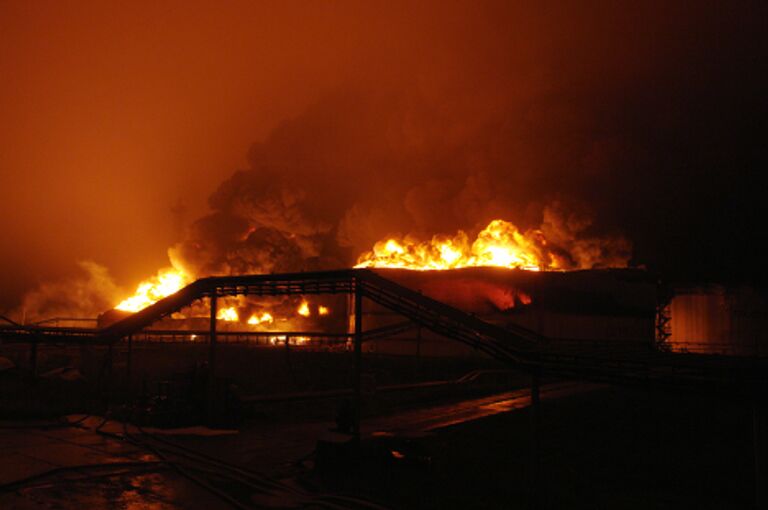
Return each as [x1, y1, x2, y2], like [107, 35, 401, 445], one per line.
[669, 285, 768, 356]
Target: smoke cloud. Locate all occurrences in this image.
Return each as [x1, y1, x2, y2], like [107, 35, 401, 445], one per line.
[16, 261, 121, 322]
[2, 1, 766, 316]
[165, 90, 632, 281]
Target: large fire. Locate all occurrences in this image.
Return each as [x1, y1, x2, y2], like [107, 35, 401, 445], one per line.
[113, 217, 626, 315]
[247, 312, 274, 325]
[113, 268, 332, 325]
[355, 218, 629, 271]
[115, 267, 191, 312]
[217, 306, 239, 322]
[355, 219, 551, 271]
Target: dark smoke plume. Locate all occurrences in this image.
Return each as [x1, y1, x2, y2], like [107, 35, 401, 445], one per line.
[168, 90, 632, 281]
[6, 1, 766, 320]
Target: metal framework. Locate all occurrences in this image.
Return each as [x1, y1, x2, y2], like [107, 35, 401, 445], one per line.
[3, 268, 765, 506]
[2, 268, 767, 394]
[655, 280, 673, 351]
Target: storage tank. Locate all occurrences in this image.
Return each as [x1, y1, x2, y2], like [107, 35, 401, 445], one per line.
[668, 285, 768, 356]
[356, 267, 657, 357]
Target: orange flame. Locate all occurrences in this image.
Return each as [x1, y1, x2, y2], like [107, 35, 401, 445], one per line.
[356, 215, 631, 271]
[355, 220, 546, 271]
[115, 267, 191, 312]
[217, 306, 239, 322]
[247, 312, 274, 325]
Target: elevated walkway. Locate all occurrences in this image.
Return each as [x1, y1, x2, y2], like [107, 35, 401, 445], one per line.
[2, 269, 767, 394]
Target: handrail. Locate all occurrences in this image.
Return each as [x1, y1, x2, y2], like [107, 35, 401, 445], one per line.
[2, 269, 767, 393]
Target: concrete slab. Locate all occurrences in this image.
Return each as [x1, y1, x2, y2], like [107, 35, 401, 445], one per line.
[19, 442, 118, 468]
[0, 430, 57, 449]
[0, 452, 58, 485]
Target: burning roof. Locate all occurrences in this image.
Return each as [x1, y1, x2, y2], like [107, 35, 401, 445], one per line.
[111, 212, 631, 315]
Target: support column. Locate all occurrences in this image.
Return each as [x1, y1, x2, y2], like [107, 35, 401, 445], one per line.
[104, 342, 114, 409]
[530, 369, 541, 508]
[755, 402, 765, 509]
[353, 282, 363, 437]
[208, 293, 218, 421]
[29, 340, 38, 379]
[209, 294, 217, 376]
[107, 343, 113, 382]
[284, 334, 294, 383]
[126, 335, 133, 395]
[415, 326, 422, 377]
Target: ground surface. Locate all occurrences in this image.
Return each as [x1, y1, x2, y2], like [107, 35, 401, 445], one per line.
[1, 345, 763, 509]
[0, 383, 760, 509]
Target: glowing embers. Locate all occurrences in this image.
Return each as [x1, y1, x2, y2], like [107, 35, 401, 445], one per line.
[268, 335, 311, 346]
[115, 267, 191, 312]
[247, 312, 274, 325]
[216, 306, 239, 322]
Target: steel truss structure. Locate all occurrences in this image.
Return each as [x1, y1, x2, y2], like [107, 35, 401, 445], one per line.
[1, 268, 767, 394]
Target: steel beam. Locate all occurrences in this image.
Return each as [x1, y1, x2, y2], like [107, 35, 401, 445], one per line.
[353, 280, 363, 437]
[29, 340, 38, 379]
[126, 334, 133, 393]
[3, 269, 768, 396]
[530, 369, 541, 508]
[208, 293, 218, 421]
[755, 402, 766, 509]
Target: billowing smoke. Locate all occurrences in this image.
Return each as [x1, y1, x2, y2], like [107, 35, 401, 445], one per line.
[537, 202, 632, 270]
[169, 167, 341, 277]
[165, 90, 632, 282]
[15, 88, 634, 321]
[16, 261, 121, 322]
[2, 2, 765, 318]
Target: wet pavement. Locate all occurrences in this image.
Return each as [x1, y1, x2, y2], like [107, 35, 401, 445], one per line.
[0, 420, 223, 509]
[0, 382, 595, 508]
[366, 381, 599, 433]
[0, 422, 155, 485]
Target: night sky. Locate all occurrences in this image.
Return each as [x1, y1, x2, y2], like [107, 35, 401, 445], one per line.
[1, 1, 766, 314]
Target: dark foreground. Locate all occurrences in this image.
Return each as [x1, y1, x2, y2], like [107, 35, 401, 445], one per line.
[0, 383, 760, 509]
